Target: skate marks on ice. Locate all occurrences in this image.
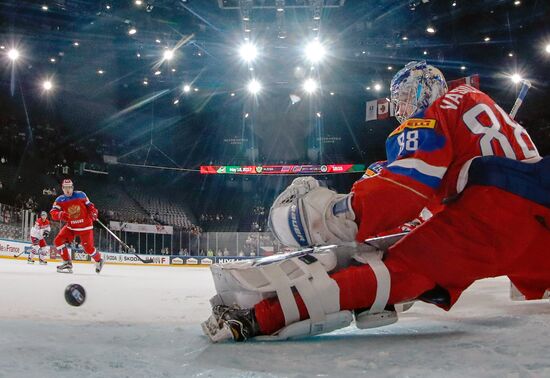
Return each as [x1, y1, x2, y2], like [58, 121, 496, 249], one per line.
[1, 259, 550, 377]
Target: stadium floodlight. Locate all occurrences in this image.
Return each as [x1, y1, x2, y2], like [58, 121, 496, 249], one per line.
[460, 66, 466, 70]
[511, 73, 522, 84]
[41, 5, 48, 11]
[545, 43, 550, 54]
[163, 49, 174, 61]
[302, 78, 318, 94]
[304, 40, 326, 63]
[374, 83, 382, 91]
[426, 26, 436, 34]
[135, 0, 143, 5]
[42, 80, 53, 91]
[183, 84, 191, 93]
[239, 43, 258, 62]
[8, 48, 20, 61]
[247, 79, 261, 94]
[128, 27, 137, 35]
[484, 36, 491, 42]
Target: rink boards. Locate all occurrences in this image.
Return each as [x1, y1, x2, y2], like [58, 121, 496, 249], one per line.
[0, 238, 249, 267]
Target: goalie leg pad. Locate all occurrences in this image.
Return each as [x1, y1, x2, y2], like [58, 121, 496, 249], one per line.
[255, 310, 353, 341]
[209, 248, 341, 327]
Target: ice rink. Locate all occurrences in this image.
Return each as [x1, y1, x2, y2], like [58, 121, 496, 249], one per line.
[1, 257, 550, 378]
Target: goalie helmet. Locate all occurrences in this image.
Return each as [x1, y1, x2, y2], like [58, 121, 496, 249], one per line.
[390, 61, 448, 124]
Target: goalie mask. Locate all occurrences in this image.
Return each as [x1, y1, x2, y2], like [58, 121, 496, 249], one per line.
[268, 177, 358, 248]
[390, 61, 448, 124]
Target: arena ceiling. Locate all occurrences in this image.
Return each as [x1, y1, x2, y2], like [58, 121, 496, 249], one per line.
[0, 0, 549, 164]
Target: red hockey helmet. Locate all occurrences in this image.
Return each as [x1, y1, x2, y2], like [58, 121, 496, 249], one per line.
[61, 179, 73, 188]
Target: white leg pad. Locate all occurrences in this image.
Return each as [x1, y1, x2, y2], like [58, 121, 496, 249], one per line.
[209, 248, 341, 327]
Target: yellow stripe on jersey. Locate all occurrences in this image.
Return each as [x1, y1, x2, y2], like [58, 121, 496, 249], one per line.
[388, 118, 437, 138]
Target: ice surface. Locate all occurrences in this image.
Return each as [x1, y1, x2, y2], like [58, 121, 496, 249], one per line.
[1, 258, 549, 378]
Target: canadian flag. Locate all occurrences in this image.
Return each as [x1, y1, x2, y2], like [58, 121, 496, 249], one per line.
[377, 99, 389, 120]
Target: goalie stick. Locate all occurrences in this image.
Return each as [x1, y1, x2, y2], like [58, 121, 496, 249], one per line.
[509, 79, 531, 120]
[96, 219, 154, 264]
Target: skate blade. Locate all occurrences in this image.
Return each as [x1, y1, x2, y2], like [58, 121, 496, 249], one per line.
[57, 269, 73, 274]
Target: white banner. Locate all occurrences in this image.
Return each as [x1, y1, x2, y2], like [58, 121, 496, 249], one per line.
[109, 221, 173, 235]
[102, 252, 170, 265]
[0, 239, 31, 257]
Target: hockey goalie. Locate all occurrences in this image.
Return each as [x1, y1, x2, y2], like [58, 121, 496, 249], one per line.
[202, 61, 550, 342]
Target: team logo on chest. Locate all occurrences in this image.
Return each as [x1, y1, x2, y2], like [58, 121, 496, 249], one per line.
[67, 205, 81, 219]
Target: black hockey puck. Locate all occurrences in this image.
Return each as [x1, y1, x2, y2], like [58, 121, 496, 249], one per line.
[64, 284, 86, 307]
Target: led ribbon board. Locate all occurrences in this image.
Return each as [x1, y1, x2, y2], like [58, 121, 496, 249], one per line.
[200, 164, 366, 175]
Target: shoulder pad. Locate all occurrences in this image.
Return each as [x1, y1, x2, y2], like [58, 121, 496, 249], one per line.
[73, 191, 87, 199]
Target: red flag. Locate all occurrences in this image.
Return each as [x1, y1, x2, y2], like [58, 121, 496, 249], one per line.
[377, 99, 389, 120]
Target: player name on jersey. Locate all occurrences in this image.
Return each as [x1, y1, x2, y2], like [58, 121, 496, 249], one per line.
[200, 164, 366, 175]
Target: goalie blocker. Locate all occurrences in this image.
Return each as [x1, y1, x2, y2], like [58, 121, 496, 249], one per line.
[201, 240, 413, 342]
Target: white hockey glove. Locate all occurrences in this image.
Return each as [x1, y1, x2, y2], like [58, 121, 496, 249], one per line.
[268, 177, 358, 248]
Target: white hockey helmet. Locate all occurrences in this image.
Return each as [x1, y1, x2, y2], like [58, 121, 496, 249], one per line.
[40, 211, 48, 219]
[390, 61, 448, 124]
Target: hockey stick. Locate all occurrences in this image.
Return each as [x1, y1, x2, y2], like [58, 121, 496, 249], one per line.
[96, 219, 154, 264]
[509, 79, 532, 120]
[13, 249, 27, 258]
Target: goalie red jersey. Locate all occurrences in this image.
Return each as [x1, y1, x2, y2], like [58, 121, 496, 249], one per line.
[352, 84, 540, 240]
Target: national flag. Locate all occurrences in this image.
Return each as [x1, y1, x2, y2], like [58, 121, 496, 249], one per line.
[365, 100, 377, 121]
[377, 99, 389, 120]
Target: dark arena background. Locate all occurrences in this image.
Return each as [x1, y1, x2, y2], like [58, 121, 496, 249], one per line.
[1, 1, 550, 377]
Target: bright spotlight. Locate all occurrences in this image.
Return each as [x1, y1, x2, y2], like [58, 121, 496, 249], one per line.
[239, 43, 258, 62]
[374, 83, 382, 91]
[545, 44, 550, 54]
[163, 49, 174, 60]
[484, 36, 491, 42]
[460, 66, 466, 70]
[42, 80, 53, 91]
[511, 74, 522, 84]
[426, 26, 436, 34]
[247, 79, 261, 94]
[304, 40, 326, 63]
[41, 5, 48, 11]
[135, 0, 143, 5]
[8, 48, 19, 61]
[302, 78, 318, 94]
[154, 70, 161, 75]
[128, 27, 137, 35]
[183, 84, 191, 93]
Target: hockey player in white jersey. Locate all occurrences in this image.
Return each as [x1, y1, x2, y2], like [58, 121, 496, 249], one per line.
[28, 211, 51, 265]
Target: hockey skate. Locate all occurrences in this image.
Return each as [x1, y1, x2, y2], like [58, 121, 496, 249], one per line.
[95, 258, 104, 274]
[57, 260, 73, 274]
[27, 257, 34, 264]
[39, 257, 47, 265]
[201, 305, 260, 343]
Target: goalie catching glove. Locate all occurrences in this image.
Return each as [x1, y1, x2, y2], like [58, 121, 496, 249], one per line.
[268, 177, 358, 247]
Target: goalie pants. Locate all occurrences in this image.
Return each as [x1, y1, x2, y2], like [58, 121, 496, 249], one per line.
[54, 226, 101, 262]
[255, 185, 550, 335]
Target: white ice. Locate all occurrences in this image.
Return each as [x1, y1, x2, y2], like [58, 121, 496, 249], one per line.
[1, 258, 549, 378]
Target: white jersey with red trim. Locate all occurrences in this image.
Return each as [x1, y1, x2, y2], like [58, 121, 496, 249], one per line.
[30, 218, 51, 240]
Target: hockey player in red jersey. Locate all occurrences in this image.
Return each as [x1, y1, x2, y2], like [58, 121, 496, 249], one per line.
[50, 179, 104, 274]
[202, 61, 550, 342]
[28, 211, 51, 265]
